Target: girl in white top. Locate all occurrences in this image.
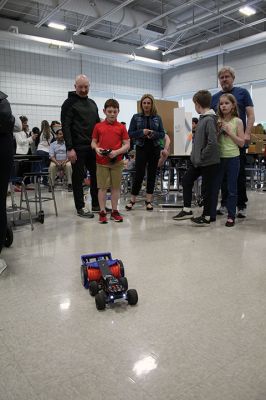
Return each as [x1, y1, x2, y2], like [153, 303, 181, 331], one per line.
[36, 120, 52, 185]
[14, 117, 37, 155]
[37, 120, 52, 153]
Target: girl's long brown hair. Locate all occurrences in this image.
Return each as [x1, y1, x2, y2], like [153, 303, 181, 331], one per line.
[40, 120, 51, 141]
[217, 93, 239, 119]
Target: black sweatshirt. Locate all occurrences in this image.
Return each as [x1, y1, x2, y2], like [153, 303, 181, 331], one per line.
[61, 91, 100, 151]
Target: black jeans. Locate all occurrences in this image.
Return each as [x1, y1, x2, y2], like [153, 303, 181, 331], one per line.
[72, 148, 98, 210]
[131, 143, 161, 196]
[0, 134, 13, 253]
[183, 163, 219, 217]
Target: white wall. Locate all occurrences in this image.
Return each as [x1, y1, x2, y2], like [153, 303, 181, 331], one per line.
[251, 83, 266, 123]
[0, 39, 161, 129]
[1, 38, 266, 126]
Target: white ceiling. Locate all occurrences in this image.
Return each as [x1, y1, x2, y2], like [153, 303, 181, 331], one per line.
[0, 0, 265, 65]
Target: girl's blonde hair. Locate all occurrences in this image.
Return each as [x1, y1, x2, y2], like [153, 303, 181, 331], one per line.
[40, 120, 51, 141]
[217, 93, 239, 119]
[140, 94, 158, 116]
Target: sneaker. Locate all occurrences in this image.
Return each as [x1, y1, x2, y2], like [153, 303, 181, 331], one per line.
[67, 184, 72, 192]
[237, 208, 246, 218]
[191, 215, 210, 225]
[77, 207, 94, 218]
[225, 218, 235, 227]
[216, 206, 227, 215]
[172, 210, 193, 220]
[110, 210, 123, 222]
[91, 205, 100, 212]
[0, 259, 7, 275]
[99, 210, 108, 224]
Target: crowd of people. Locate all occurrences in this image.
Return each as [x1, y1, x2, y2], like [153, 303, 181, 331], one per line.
[0, 65, 256, 270]
[12, 116, 72, 192]
[60, 68, 254, 226]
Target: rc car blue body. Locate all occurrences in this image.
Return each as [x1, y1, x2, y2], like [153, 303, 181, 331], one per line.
[80, 252, 138, 310]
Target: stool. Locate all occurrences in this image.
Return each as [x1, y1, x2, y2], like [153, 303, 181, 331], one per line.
[7, 179, 34, 230]
[22, 171, 58, 223]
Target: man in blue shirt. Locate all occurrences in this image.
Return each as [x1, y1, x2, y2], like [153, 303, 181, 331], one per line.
[211, 66, 255, 218]
[49, 128, 72, 192]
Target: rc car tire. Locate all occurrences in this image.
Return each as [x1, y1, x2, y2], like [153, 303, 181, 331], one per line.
[117, 259, 125, 277]
[127, 289, 138, 306]
[95, 292, 106, 310]
[80, 266, 89, 289]
[119, 277, 128, 291]
[5, 225, 13, 248]
[88, 280, 99, 296]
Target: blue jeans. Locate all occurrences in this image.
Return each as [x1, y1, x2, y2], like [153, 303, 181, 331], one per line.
[211, 157, 240, 219]
[36, 150, 50, 184]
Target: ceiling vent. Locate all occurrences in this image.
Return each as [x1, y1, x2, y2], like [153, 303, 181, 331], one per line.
[145, 23, 166, 35]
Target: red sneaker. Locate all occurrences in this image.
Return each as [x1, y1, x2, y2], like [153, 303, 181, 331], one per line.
[110, 210, 123, 222]
[99, 210, 108, 224]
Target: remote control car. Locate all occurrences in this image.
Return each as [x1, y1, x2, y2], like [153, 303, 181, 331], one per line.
[80, 252, 138, 310]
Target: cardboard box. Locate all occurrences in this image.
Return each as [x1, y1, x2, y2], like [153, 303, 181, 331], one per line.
[255, 142, 264, 154]
[252, 126, 265, 135]
[137, 99, 178, 154]
[248, 144, 256, 153]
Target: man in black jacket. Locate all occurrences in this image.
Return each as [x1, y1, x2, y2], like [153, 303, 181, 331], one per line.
[0, 91, 20, 274]
[61, 75, 100, 218]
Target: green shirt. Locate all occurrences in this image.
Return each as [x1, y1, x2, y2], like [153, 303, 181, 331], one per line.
[219, 117, 239, 158]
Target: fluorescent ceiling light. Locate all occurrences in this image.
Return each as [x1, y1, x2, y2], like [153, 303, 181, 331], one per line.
[144, 44, 159, 51]
[239, 6, 256, 16]
[48, 22, 66, 30]
[31, 36, 73, 49]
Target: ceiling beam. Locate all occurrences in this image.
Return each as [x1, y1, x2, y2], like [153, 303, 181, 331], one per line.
[137, 0, 261, 49]
[73, 0, 135, 36]
[35, 0, 72, 28]
[0, 0, 8, 11]
[163, 17, 266, 55]
[108, 0, 198, 42]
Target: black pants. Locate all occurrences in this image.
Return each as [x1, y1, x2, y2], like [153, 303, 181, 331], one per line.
[72, 148, 98, 210]
[183, 163, 219, 217]
[0, 134, 13, 253]
[219, 148, 248, 209]
[131, 143, 161, 196]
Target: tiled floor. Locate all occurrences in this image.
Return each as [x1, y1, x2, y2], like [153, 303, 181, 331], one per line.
[1, 189, 266, 400]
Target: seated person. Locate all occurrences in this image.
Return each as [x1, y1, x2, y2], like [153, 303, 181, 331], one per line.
[48, 128, 72, 191]
[50, 120, 61, 142]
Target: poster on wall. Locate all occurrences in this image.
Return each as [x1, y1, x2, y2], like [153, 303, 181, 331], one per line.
[173, 107, 192, 156]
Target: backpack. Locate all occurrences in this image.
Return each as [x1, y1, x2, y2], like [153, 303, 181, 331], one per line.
[0, 91, 15, 135]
